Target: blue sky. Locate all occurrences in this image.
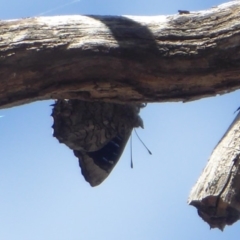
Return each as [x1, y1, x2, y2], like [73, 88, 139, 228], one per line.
[0, 0, 239, 239]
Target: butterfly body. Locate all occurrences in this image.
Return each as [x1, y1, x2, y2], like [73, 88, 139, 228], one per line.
[52, 100, 144, 186]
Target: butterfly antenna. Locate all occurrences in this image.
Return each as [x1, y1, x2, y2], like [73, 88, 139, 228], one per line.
[134, 129, 152, 155]
[130, 134, 133, 168]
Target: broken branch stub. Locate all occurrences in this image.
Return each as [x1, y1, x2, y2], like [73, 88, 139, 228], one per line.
[188, 111, 240, 230]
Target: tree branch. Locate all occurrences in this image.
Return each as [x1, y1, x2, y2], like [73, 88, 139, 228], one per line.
[1, 1, 240, 108]
[188, 111, 240, 230]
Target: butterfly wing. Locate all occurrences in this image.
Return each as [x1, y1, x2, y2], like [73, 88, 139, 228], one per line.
[74, 132, 131, 187]
[52, 99, 144, 186]
[51, 99, 118, 152]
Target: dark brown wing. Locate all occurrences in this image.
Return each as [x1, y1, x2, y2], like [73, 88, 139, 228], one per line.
[52, 100, 143, 152]
[51, 99, 144, 186]
[73, 131, 132, 187]
[51, 100, 118, 152]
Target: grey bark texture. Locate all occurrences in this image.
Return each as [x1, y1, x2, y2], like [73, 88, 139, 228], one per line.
[188, 111, 240, 230]
[1, 1, 240, 109]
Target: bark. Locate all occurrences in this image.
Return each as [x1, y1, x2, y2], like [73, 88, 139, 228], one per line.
[188, 111, 240, 230]
[1, 1, 240, 108]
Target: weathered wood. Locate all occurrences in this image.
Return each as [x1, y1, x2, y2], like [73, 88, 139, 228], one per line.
[188, 111, 240, 230]
[1, 2, 240, 108]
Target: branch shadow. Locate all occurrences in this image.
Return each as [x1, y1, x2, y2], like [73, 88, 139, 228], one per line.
[87, 15, 160, 61]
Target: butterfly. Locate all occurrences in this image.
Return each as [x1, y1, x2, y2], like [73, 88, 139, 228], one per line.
[51, 99, 144, 186]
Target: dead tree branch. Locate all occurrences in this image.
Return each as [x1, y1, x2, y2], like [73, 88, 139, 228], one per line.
[188, 111, 240, 230]
[1, 2, 240, 108]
